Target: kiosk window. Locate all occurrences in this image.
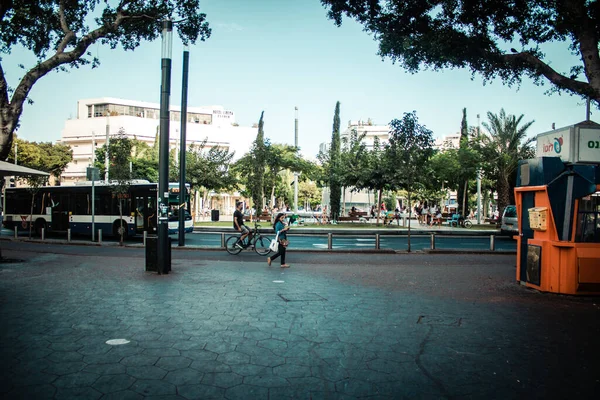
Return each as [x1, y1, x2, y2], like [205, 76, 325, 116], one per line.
[575, 193, 600, 243]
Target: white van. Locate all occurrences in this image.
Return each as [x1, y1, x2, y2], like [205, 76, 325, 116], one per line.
[500, 205, 518, 236]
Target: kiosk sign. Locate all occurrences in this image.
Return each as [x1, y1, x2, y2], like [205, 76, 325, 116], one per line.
[536, 122, 600, 163]
[578, 128, 600, 163]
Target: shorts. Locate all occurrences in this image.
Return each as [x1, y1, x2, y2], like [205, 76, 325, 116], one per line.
[240, 225, 250, 234]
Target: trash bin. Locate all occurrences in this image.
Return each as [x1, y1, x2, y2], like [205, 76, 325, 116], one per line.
[145, 235, 158, 272]
[145, 235, 171, 273]
[211, 209, 219, 222]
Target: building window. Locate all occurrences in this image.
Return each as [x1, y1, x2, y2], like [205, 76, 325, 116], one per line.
[94, 104, 108, 117]
[87, 106, 92, 118]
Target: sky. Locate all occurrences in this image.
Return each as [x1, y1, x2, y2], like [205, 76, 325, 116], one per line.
[4, 0, 598, 159]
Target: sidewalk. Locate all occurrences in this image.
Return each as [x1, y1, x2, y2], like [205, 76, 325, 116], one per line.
[0, 244, 598, 399]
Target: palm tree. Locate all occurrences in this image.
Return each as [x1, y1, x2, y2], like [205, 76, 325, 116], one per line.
[480, 109, 535, 216]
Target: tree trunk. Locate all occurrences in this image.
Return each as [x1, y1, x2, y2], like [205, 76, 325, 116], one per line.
[0, 117, 17, 161]
[376, 189, 382, 226]
[407, 191, 412, 252]
[29, 196, 34, 239]
[119, 198, 124, 246]
[461, 179, 468, 216]
[497, 177, 511, 217]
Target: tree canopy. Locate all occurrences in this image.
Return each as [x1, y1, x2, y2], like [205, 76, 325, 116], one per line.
[0, 0, 211, 159]
[6, 136, 72, 181]
[321, 0, 600, 105]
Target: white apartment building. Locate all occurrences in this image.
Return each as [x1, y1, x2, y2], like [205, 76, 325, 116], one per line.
[59, 97, 256, 183]
[58, 97, 257, 218]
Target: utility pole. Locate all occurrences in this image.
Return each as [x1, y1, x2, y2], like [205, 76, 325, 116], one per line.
[178, 47, 189, 247]
[294, 106, 299, 212]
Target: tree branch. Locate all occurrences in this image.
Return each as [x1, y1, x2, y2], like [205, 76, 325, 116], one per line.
[8, 12, 123, 121]
[503, 52, 598, 101]
[57, 0, 76, 53]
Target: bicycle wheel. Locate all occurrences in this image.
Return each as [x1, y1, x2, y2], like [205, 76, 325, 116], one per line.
[254, 235, 272, 256]
[463, 220, 473, 228]
[225, 236, 243, 255]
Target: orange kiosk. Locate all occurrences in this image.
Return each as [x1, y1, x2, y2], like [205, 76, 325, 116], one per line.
[515, 121, 600, 295]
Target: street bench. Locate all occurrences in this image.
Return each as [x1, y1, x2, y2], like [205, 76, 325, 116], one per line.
[244, 214, 272, 222]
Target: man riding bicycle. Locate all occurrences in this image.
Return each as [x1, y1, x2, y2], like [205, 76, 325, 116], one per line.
[233, 201, 252, 248]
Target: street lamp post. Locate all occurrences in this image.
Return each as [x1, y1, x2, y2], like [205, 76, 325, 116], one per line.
[294, 107, 298, 212]
[157, 19, 173, 274]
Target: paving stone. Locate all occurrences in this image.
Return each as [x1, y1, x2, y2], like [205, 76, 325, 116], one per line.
[177, 383, 226, 399]
[10, 370, 58, 386]
[92, 374, 136, 393]
[242, 372, 289, 388]
[52, 371, 100, 388]
[120, 354, 159, 367]
[273, 363, 312, 379]
[224, 384, 269, 400]
[130, 379, 177, 396]
[6, 383, 56, 399]
[54, 386, 103, 400]
[46, 350, 84, 363]
[216, 351, 251, 365]
[181, 349, 218, 361]
[83, 363, 127, 375]
[156, 356, 193, 371]
[228, 363, 271, 377]
[43, 361, 86, 376]
[257, 338, 288, 353]
[335, 377, 377, 397]
[201, 372, 243, 388]
[249, 352, 286, 367]
[77, 344, 112, 356]
[161, 368, 203, 386]
[49, 342, 84, 352]
[189, 360, 231, 374]
[204, 340, 237, 354]
[143, 347, 181, 357]
[126, 365, 168, 380]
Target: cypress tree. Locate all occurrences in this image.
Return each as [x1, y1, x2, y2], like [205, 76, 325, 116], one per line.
[329, 102, 341, 221]
[457, 108, 469, 216]
[251, 111, 266, 212]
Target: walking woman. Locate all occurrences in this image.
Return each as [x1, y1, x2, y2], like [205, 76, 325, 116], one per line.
[267, 212, 290, 268]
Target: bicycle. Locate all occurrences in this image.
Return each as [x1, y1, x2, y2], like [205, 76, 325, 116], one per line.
[225, 222, 273, 256]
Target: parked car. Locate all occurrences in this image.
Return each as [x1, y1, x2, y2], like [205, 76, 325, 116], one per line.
[500, 205, 518, 236]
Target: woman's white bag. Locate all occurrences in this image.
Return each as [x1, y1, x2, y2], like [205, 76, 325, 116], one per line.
[269, 232, 280, 252]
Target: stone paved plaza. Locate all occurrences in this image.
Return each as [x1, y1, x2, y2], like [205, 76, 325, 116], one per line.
[0, 242, 598, 399]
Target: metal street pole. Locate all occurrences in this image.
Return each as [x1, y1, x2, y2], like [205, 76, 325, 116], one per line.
[294, 106, 298, 212]
[158, 19, 173, 274]
[105, 115, 110, 183]
[476, 113, 481, 224]
[92, 130, 95, 242]
[178, 48, 189, 246]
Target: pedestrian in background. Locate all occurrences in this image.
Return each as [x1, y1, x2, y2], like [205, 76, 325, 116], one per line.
[267, 212, 290, 268]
